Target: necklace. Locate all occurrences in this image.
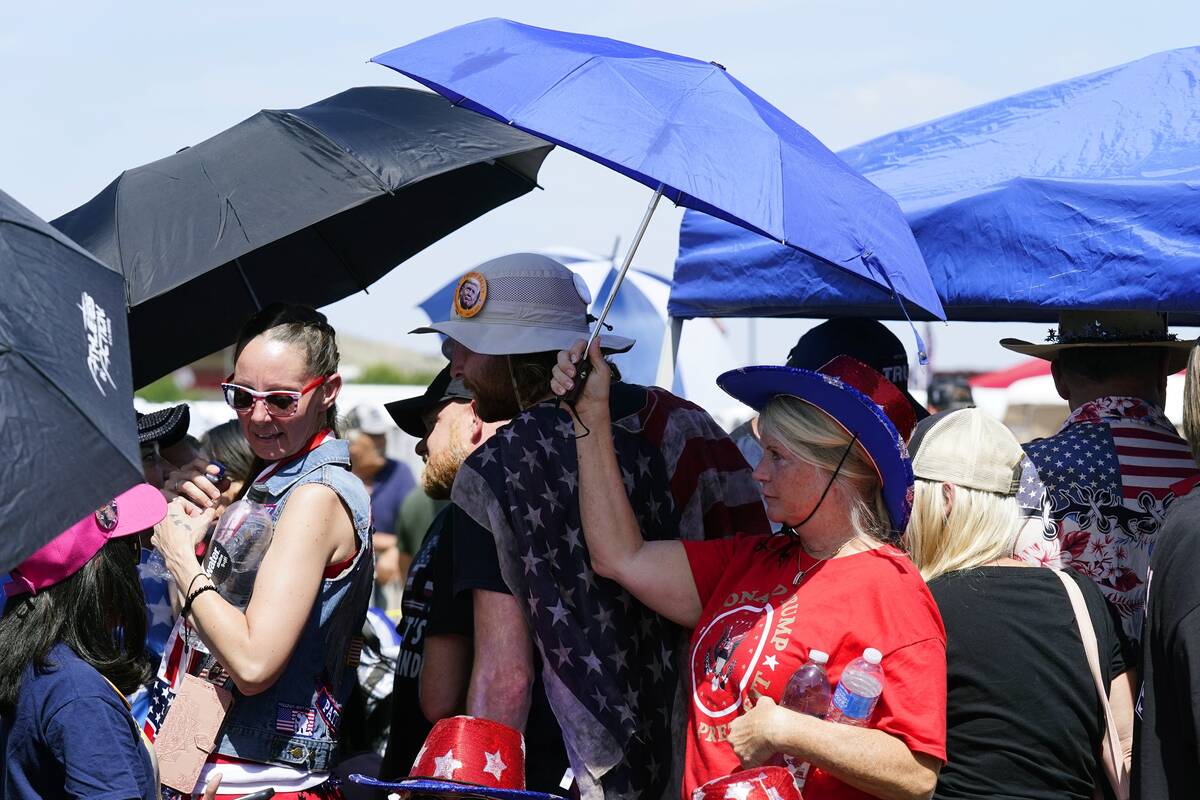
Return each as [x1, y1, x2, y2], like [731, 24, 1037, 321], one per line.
[793, 537, 855, 586]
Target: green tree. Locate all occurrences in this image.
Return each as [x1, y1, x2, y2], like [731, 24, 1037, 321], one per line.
[353, 363, 438, 385]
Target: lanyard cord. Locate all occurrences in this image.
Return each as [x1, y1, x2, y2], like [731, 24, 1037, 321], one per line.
[781, 432, 860, 534]
[254, 428, 333, 484]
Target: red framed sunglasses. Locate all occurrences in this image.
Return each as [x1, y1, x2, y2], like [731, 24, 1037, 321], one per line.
[220, 376, 327, 418]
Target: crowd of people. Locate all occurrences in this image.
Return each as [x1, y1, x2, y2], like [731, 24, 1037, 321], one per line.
[3, 252, 1200, 800]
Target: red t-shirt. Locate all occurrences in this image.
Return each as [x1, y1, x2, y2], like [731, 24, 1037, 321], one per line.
[682, 533, 947, 800]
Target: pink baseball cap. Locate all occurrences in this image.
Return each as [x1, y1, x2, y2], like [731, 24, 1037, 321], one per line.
[6, 483, 167, 597]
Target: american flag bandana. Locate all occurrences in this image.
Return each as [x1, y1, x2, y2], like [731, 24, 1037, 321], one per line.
[1015, 396, 1199, 642]
[453, 385, 768, 800]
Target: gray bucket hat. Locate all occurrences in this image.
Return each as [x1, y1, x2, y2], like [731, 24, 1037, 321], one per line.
[412, 252, 635, 356]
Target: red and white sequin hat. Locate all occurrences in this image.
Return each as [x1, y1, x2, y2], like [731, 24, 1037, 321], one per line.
[691, 767, 802, 800]
[351, 716, 564, 798]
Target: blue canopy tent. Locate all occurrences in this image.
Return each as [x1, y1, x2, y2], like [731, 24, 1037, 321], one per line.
[670, 46, 1200, 325]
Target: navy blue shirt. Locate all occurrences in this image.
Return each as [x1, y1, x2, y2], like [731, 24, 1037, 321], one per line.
[1, 643, 155, 800]
[369, 458, 416, 536]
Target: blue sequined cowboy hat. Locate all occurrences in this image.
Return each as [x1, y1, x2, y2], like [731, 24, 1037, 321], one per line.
[718, 355, 915, 533]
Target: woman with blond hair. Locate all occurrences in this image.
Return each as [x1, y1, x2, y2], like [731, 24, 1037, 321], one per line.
[553, 342, 947, 800]
[905, 407, 1134, 800]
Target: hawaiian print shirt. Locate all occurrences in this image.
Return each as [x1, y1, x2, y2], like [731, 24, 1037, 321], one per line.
[1014, 396, 1199, 643]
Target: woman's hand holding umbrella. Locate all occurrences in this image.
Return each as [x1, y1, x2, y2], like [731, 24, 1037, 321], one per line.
[551, 338, 610, 432]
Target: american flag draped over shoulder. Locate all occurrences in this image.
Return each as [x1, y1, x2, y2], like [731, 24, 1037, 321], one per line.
[452, 384, 767, 800]
[1014, 396, 1199, 641]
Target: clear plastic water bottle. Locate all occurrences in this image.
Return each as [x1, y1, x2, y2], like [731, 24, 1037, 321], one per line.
[767, 649, 832, 770]
[780, 649, 832, 717]
[827, 648, 884, 727]
[142, 548, 172, 582]
[203, 484, 274, 610]
[145, 460, 229, 581]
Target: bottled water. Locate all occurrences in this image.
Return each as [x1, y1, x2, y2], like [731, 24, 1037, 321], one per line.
[768, 649, 831, 772]
[779, 649, 831, 718]
[146, 461, 229, 582]
[142, 548, 172, 582]
[203, 484, 274, 610]
[827, 648, 884, 727]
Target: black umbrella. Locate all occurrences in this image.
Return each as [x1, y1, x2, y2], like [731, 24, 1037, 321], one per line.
[0, 189, 142, 572]
[53, 86, 553, 387]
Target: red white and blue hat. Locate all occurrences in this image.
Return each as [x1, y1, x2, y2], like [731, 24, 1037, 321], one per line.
[691, 766, 801, 800]
[351, 716, 563, 799]
[718, 355, 915, 533]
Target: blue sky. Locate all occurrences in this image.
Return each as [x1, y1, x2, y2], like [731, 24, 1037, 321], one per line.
[3, 1, 1197, 374]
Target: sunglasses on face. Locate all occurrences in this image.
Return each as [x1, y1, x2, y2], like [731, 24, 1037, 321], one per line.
[220, 376, 327, 418]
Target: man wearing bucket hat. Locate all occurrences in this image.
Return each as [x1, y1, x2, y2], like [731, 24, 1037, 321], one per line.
[0, 484, 167, 800]
[1004, 311, 1200, 644]
[412, 253, 769, 799]
[552, 342, 946, 800]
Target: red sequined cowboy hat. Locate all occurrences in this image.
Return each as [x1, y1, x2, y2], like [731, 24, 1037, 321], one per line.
[351, 716, 564, 799]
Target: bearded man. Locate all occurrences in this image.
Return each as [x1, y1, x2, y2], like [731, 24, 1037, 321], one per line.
[379, 368, 569, 793]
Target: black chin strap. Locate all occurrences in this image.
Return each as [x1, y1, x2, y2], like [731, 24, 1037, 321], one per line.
[781, 433, 860, 536]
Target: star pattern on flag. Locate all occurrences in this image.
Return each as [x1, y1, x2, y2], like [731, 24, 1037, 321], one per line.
[476, 444, 498, 467]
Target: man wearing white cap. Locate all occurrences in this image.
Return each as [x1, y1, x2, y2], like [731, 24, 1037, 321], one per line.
[1004, 311, 1200, 644]
[411, 252, 768, 799]
[344, 403, 415, 605]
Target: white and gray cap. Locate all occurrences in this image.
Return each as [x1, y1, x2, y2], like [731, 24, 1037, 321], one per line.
[412, 252, 635, 356]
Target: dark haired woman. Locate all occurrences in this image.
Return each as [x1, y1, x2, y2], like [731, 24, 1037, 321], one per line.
[1, 484, 167, 800]
[150, 303, 372, 799]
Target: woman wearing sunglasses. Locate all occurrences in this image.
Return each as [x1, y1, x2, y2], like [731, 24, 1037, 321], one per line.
[149, 303, 373, 800]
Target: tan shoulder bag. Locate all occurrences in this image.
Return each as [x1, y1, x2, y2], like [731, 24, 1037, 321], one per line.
[1053, 569, 1130, 800]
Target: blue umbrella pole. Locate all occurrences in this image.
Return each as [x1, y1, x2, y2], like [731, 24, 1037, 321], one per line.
[563, 184, 663, 405]
[585, 184, 664, 351]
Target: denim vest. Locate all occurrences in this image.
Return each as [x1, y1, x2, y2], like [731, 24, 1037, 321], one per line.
[211, 438, 373, 772]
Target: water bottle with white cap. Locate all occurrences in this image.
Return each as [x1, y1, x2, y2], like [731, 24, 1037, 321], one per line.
[203, 483, 274, 610]
[767, 648, 832, 770]
[779, 648, 832, 717]
[826, 648, 885, 727]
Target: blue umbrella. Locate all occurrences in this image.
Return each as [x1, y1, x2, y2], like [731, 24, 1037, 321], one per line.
[0, 189, 141, 572]
[373, 17, 945, 362]
[670, 46, 1200, 323]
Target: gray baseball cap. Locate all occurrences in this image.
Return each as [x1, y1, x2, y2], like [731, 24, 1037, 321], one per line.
[412, 252, 635, 356]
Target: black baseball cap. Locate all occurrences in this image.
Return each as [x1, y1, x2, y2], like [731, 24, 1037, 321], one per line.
[786, 318, 928, 422]
[384, 367, 473, 439]
[136, 404, 190, 447]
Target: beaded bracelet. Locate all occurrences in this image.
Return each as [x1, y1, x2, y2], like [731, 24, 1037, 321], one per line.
[186, 571, 211, 597]
[182, 585, 218, 618]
